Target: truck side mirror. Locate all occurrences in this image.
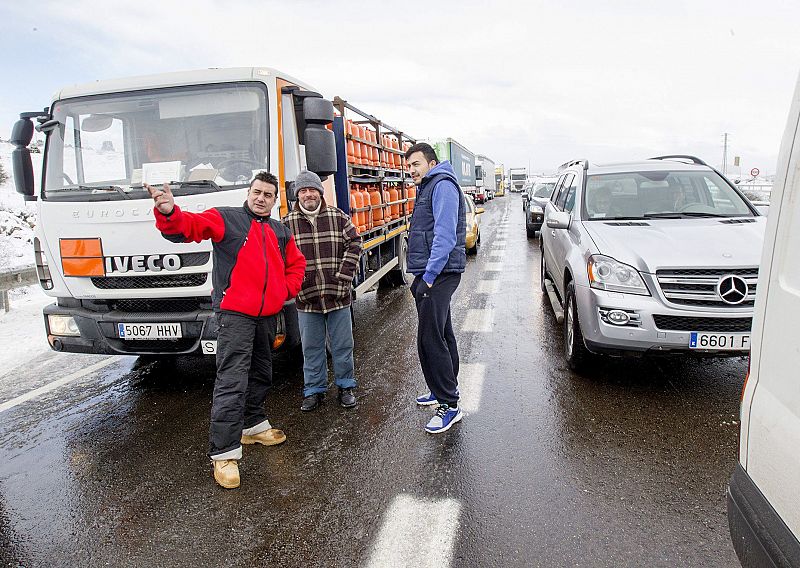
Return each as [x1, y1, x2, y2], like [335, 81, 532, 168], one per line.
[303, 98, 337, 176]
[11, 117, 36, 201]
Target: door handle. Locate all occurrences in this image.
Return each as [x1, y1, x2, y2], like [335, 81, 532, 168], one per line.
[551, 230, 556, 237]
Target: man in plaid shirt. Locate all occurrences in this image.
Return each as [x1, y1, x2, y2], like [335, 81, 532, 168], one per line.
[284, 171, 363, 411]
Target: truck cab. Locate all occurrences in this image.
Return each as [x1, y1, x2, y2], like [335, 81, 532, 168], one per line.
[9, 68, 337, 356]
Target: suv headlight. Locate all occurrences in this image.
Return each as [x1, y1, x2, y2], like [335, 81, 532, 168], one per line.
[587, 255, 650, 296]
[530, 205, 543, 213]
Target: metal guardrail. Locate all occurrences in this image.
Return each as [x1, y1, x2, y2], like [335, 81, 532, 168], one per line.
[0, 265, 38, 312]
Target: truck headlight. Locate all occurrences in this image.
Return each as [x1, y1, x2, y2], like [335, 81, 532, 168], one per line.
[531, 205, 543, 213]
[587, 255, 650, 296]
[48, 315, 81, 336]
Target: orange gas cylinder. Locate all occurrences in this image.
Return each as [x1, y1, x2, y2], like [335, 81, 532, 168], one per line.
[382, 188, 391, 221]
[353, 137, 363, 165]
[360, 186, 371, 229]
[349, 190, 361, 233]
[407, 184, 416, 213]
[369, 186, 384, 226]
[351, 188, 365, 232]
[389, 186, 400, 220]
[347, 140, 356, 164]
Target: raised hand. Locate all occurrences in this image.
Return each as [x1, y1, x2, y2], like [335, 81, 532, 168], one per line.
[144, 183, 175, 215]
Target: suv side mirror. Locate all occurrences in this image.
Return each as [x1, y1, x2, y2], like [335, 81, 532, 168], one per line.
[11, 117, 36, 201]
[302, 98, 337, 177]
[546, 210, 571, 229]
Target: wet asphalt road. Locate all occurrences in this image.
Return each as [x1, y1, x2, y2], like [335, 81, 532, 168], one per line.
[0, 194, 746, 567]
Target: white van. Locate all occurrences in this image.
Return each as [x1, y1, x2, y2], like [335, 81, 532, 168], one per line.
[727, 74, 800, 566]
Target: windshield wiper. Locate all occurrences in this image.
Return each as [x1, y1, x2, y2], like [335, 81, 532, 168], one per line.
[170, 180, 222, 192]
[49, 184, 132, 199]
[676, 211, 729, 218]
[643, 212, 683, 219]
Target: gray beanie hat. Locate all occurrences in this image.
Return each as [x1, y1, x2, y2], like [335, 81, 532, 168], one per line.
[295, 170, 324, 194]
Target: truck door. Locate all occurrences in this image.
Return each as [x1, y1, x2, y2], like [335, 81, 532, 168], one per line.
[277, 80, 303, 218]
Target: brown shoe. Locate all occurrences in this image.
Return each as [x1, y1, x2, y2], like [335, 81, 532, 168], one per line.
[213, 459, 240, 489]
[241, 428, 287, 447]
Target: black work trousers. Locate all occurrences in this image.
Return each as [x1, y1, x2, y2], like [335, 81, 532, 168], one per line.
[411, 273, 461, 406]
[209, 311, 276, 459]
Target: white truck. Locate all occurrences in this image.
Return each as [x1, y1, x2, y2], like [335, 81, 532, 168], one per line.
[474, 154, 496, 203]
[508, 167, 528, 192]
[10, 67, 416, 356]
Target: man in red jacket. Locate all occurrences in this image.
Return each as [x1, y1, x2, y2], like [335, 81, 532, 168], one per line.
[146, 172, 306, 489]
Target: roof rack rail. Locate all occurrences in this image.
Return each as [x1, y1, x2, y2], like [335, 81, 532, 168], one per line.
[557, 159, 589, 172]
[649, 155, 708, 166]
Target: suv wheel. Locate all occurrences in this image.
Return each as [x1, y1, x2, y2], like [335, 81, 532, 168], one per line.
[564, 281, 590, 371]
[539, 247, 547, 293]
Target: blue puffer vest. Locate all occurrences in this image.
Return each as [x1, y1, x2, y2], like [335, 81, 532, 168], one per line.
[407, 161, 466, 274]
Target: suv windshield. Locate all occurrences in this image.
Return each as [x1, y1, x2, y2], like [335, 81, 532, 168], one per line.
[583, 170, 755, 220]
[44, 83, 269, 201]
[533, 183, 555, 198]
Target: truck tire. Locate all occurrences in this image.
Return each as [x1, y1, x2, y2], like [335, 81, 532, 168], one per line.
[564, 281, 591, 371]
[381, 236, 411, 287]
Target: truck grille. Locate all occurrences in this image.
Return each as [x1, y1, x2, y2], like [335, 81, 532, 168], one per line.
[655, 268, 758, 308]
[92, 273, 208, 289]
[111, 298, 210, 313]
[179, 252, 211, 267]
[653, 315, 752, 332]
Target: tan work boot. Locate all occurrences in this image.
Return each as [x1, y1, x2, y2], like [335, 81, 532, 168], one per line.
[213, 459, 240, 489]
[241, 428, 287, 446]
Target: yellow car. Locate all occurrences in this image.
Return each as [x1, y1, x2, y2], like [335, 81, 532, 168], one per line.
[464, 193, 485, 255]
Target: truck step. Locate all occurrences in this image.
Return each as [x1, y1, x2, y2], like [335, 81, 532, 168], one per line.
[544, 280, 564, 324]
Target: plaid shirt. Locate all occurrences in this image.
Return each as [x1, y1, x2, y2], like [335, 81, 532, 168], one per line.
[284, 199, 362, 313]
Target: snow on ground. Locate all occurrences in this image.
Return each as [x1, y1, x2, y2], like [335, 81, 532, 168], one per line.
[0, 285, 54, 377]
[0, 140, 41, 271]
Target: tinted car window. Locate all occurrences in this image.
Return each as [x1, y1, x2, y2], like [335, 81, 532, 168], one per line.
[534, 183, 556, 198]
[554, 173, 575, 210]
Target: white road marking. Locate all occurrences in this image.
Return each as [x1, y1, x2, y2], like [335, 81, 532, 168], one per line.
[484, 262, 504, 271]
[489, 251, 504, 259]
[0, 357, 118, 414]
[458, 363, 486, 413]
[462, 308, 493, 332]
[476, 280, 499, 294]
[365, 494, 462, 568]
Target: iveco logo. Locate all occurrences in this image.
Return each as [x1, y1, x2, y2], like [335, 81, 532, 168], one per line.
[717, 275, 748, 305]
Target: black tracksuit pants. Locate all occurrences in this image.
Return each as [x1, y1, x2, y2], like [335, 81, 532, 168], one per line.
[209, 311, 276, 459]
[411, 273, 461, 406]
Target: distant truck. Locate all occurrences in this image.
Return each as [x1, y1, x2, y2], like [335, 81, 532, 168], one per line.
[494, 164, 506, 196]
[474, 154, 496, 203]
[10, 67, 417, 357]
[432, 138, 477, 197]
[509, 167, 528, 192]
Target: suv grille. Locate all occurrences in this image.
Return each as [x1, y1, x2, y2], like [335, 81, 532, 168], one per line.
[92, 273, 208, 289]
[656, 268, 758, 308]
[653, 315, 752, 332]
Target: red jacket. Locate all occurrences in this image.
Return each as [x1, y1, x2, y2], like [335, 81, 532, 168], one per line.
[155, 203, 306, 317]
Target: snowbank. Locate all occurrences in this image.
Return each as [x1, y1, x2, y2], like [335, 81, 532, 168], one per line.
[0, 141, 41, 271]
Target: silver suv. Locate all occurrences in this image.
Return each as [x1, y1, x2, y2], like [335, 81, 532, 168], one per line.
[540, 156, 766, 370]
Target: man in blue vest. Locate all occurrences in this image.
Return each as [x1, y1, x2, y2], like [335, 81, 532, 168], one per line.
[404, 142, 467, 434]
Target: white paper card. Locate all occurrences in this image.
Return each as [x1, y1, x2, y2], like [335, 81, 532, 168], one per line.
[142, 161, 182, 185]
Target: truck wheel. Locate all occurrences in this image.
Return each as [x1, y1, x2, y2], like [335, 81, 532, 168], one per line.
[382, 236, 411, 286]
[540, 247, 547, 293]
[564, 281, 591, 371]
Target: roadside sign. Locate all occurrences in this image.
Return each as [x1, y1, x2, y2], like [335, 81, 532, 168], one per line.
[750, 168, 760, 177]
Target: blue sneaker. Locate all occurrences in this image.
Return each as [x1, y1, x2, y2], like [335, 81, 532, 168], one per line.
[425, 404, 462, 434]
[415, 392, 438, 406]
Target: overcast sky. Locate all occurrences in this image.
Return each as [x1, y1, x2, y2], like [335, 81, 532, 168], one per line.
[2, 0, 799, 175]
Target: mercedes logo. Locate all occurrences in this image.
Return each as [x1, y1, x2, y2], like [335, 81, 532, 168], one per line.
[717, 275, 749, 305]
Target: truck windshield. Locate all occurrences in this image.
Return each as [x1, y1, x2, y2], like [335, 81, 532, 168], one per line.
[43, 83, 269, 201]
[583, 171, 756, 220]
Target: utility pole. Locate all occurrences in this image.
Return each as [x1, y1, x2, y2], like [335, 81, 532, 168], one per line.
[722, 133, 729, 176]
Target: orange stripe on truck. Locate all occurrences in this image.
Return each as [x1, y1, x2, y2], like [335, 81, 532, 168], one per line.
[60, 238, 102, 258]
[62, 257, 105, 277]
